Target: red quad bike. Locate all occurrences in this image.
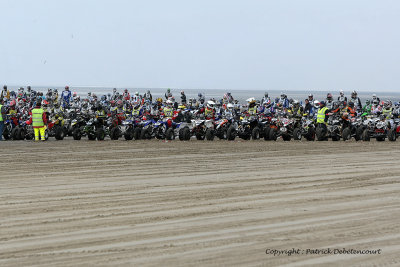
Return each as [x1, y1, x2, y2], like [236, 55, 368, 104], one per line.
[109, 112, 126, 140]
[388, 117, 400, 141]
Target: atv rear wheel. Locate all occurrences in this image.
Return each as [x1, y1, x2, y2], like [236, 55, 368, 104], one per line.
[205, 128, 215, 141]
[264, 127, 270, 141]
[342, 127, 351, 141]
[251, 127, 260, 140]
[110, 127, 120, 140]
[362, 129, 370, 141]
[124, 128, 134, 140]
[55, 126, 65, 140]
[11, 128, 19, 140]
[73, 128, 82, 140]
[306, 127, 315, 141]
[269, 128, 277, 141]
[355, 127, 363, 141]
[293, 128, 302, 141]
[166, 128, 175, 140]
[227, 126, 236, 141]
[388, 129, 397, 141]
[17, 128, 25, 140]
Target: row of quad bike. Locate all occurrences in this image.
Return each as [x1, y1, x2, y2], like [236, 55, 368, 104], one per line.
[2, 111, 400, 142]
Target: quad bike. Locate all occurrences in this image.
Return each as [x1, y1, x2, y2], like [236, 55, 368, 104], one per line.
[388, 117, 400, 141]
[181, 118, 214, 141]
[360, 115, 389, 141]
[237, 115, 260, 140]
[316, 116, 343, 141]
[292, 117, 315, 141]
[269, 117, 296, 141]
[47, 114, 67, 140]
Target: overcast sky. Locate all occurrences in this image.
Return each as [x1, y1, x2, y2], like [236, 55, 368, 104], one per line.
[1, 0, 399, 91]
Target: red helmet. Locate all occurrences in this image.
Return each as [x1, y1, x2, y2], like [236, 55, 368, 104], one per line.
[65, 86, 69, 90]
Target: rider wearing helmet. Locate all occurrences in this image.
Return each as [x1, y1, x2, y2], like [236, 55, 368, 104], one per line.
[350, 90, 362, 112]
[326, 93, 334, 109]
[204, 100, 215, 119]
[338, 90, 347, 103]
[180, 91, 187, 104]
[382, 100, 393, 119]
[165, 88, 172, 100]
[308, 94, 314, 103]
[247, 99, 257, 116]
[163, 100, 174, 118]
[61, 86, 72, 108]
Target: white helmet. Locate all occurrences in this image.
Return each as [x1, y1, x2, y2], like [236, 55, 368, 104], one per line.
[227, 103, 234, 109]
[207, 100, 215, 108]
[313, 100, 320, 108]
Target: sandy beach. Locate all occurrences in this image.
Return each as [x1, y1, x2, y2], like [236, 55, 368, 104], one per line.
[1, 139, 399, 266]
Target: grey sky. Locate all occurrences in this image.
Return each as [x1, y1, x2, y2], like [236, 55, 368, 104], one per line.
[1, 0, 399, 91]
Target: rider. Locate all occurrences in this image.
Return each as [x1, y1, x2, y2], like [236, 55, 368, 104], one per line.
[337, 90, 347, 104]
[163, 100, 174, 118]
[61, 86, 72, 108]
[326, 93, 334, 109]
[180, 91, 187, 105]
[350, 90, 362, 112]
[204, 101, 215, 120]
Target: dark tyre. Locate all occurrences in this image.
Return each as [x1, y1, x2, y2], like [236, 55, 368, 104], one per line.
[376, 136, 385, 142]
[183, 127, 191, 140]
[205, 128, 215, 141]
[251, 127, 260, 140]
[73, 128, 82, 140]
[264, 127, 270, 141]
[124, 128, 134, 140]
[17, 128, 25, 140]
[110, 127, 120, 140]
[11, 128, 19, 140]
[362, 129, 370, 141]
[133, 127, 141, 140]
[355, 127, 363, 141]
[388, 129, 397, 141]
[179, 128, 185, 141]
[166, 128, 175, 140]
[97, 128, 106, 140]
[342, 127, 351, 141]
[306, 127, 315, 141]
[55, 126, 65, 140]
[219, 128, 228, 140]
[140, 128, 149, 139]
[269, 128, 277, 141]
[227, 126, 236, 141]
[293, 128, 302, 141]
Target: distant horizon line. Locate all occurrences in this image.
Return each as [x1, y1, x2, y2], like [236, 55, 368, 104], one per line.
[3, 84, 400, 93]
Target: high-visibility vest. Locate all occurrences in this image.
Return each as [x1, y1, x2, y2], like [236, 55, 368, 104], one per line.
[164, 107, 173, 117]
[32, 108, 44, 127]
[248, 107, 257, 115]
[0, 104, 3, 121]
[382, 108, 392, 119]
[317, 107, 328, 124]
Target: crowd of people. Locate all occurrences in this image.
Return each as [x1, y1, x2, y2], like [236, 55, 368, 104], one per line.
[0, 84, 399, 141]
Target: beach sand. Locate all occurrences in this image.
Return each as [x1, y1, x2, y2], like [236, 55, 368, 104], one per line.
[1, 139, 399, 266]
